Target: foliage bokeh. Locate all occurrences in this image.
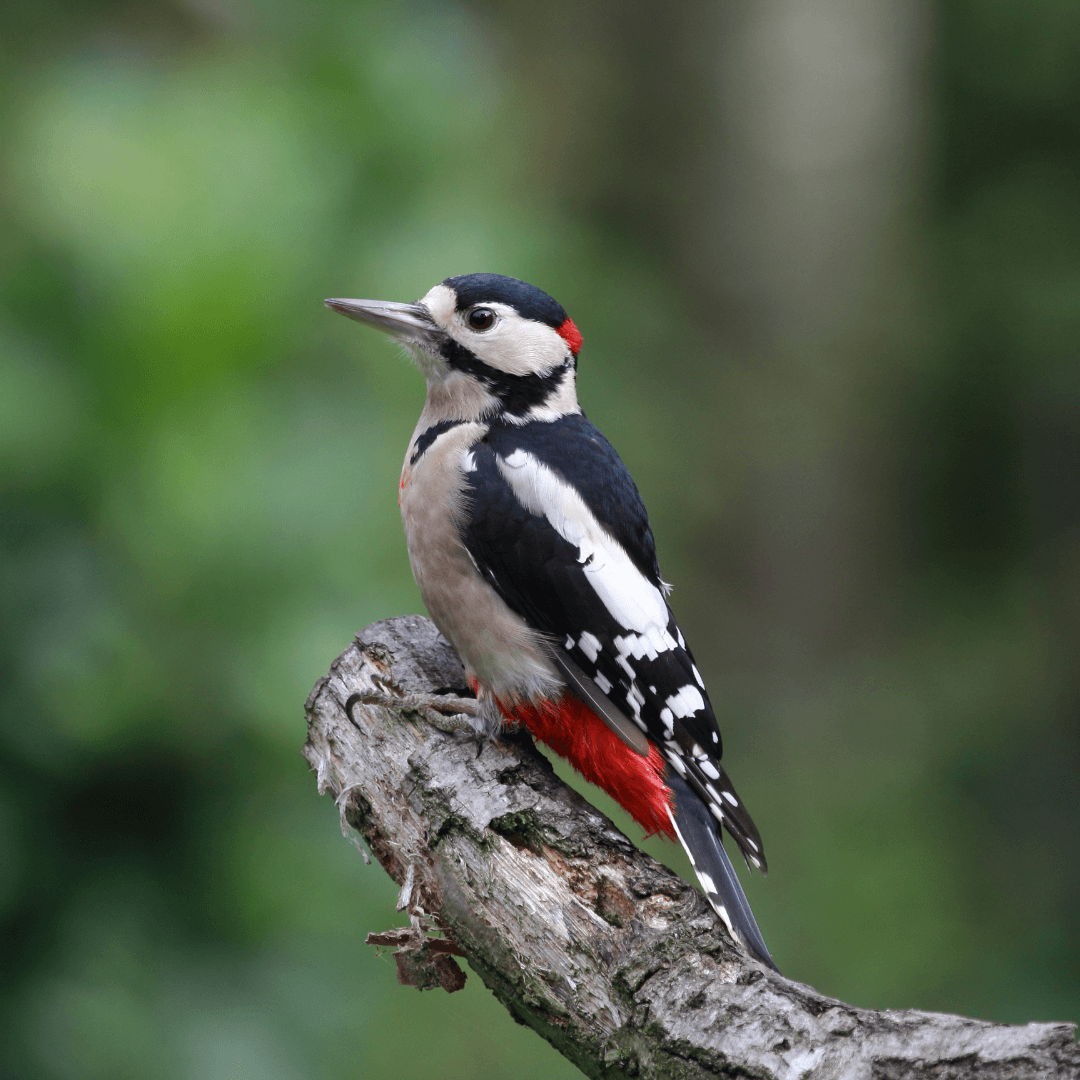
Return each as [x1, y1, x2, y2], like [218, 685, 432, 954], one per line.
[1, 1, 1077, 1076]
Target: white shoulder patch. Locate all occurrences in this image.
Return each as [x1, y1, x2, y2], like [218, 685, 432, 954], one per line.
[495, 449, 671, 641]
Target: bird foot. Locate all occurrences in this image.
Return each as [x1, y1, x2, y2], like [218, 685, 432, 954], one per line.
[349, 689, 481, 736]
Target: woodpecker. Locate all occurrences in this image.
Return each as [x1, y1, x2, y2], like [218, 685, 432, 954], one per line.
[327, 274, 777, 970]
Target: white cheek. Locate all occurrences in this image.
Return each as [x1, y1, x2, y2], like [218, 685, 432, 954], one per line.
[419, 288, 569, 377]
[467, 316, 567, 376]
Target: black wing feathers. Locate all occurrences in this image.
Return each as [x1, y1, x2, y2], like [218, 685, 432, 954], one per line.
[485, 415, 662, 587]
[463, 443, 591, 634]
[461, 415, 767, 872]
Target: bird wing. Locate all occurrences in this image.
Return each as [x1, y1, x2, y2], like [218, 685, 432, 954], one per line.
[460, 414, 767, 873]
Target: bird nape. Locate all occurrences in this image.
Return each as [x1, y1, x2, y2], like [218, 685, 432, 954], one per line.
[326, 273, 777, 971]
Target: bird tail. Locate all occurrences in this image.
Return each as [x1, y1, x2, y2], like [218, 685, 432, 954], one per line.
[667, 772, 779, 972]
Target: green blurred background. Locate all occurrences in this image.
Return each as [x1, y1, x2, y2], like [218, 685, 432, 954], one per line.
[1, 0, 1078, 1076]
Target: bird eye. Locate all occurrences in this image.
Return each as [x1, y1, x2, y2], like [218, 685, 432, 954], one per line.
[466, 307, 496, 331]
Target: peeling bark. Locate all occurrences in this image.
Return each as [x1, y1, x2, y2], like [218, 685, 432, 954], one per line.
[303, 616, 1079, 1080]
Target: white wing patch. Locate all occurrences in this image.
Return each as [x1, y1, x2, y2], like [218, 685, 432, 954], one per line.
[578, 631, 601, 662]
[614, 629, 677, 662]
[495, 449, 672, 641]
[666, 684, 705, 719]
[665, 750, 687, 776]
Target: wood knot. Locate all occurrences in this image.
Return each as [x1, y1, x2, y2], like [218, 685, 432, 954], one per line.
[394, 949, 467, 993]
[595, 876, 635, 928]
[358, 641, 394, 676]
[366, 926, 467, 994]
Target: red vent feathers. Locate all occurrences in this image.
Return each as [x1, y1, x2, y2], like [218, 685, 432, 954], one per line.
[556, 318, 583, 355]
[501, 695, 673, 838]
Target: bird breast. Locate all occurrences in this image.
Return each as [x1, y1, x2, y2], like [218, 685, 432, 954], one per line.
[398, 420, 561, 714]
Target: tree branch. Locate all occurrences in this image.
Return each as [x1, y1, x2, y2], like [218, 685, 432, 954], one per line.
[303, 616, 1079, 1080]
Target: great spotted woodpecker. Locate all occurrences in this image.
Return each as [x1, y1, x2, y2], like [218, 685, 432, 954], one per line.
[327, 274, 777, 970]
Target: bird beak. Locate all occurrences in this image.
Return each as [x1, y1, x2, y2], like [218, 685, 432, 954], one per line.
[324, 297, 440, 348]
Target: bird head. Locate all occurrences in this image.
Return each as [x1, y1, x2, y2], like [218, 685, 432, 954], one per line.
[326, 273, 583, 421]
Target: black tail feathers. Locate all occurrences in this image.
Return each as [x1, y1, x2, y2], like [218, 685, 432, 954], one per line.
[667, 773, 779, 972]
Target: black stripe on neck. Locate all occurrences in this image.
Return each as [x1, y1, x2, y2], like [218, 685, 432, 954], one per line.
[410, 419, 464, 465]
[441, 340, 571, 417]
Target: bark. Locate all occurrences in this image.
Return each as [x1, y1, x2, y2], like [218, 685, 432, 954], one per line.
[303, 615, 1079, 1080]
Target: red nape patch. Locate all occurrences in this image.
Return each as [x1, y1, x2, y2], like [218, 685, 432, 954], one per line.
[556, 317, 583, 355]
[502, 696, 674, 839]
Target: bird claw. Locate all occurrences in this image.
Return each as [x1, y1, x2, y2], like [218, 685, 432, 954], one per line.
[349, 689, 482, 737]
[416, 705, 483, 737]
